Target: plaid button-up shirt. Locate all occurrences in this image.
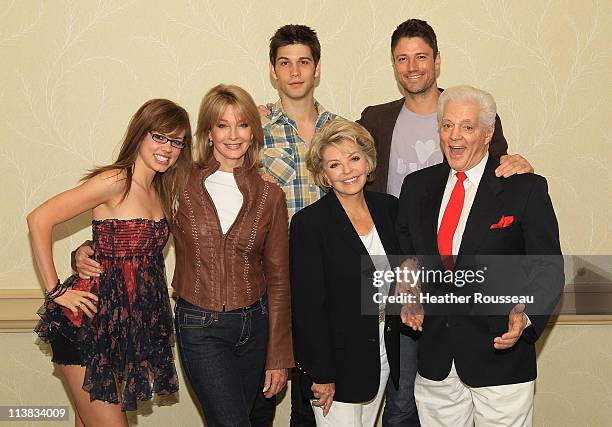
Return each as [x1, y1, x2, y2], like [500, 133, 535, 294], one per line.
[262, 99, 337, 218]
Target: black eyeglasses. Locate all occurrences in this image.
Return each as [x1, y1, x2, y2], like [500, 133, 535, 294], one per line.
[150, 131, 186, 149]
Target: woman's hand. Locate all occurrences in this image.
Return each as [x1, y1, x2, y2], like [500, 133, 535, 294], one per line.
[263, 368, 288, 398]
[257, 103, 272, 118]
[311, 382, 335, 416]
[258, 171, 279, 185]
[53, 289, 98, 318]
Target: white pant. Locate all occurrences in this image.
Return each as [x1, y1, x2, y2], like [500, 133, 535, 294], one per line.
[415, 361, 534, 427]
[314, 323, 390, 427]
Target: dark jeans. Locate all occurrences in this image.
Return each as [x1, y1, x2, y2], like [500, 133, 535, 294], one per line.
[249, 368, 316, 427]
[176, 297, 269, 427]
[382, 333, 420, 426]
[249, 390, 275, 427]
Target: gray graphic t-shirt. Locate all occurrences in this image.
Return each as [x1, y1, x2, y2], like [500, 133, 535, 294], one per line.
[386, 105, 443, 197]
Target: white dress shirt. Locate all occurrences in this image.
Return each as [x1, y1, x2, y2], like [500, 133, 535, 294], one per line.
[437, 153, 489, 256]
[436, 153, 532, 327]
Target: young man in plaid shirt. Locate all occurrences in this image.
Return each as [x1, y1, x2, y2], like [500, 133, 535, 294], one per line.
[261, 25, 338, 219]
[251, 24, 337, 427]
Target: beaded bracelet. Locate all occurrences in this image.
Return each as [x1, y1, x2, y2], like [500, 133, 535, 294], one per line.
[43, 280, 59, 298]
[43, 279, 69, 301]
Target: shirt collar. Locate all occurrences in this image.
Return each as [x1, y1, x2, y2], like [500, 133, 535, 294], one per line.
[449, 152, 489, 187]
[267, 98, 331, 126]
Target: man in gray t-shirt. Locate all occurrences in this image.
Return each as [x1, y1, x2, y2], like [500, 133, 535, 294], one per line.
[358, 19, 531, 427]
[386, 106, 441, 197]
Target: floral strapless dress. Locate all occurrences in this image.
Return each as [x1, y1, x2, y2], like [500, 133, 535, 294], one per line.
[35, 218, 178, 411]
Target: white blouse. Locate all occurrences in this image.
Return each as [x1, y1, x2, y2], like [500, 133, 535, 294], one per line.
[204, 171, 243, 234]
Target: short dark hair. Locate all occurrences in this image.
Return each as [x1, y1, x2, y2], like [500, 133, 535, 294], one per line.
[269, 24, 321, 65]
[391, 19, 438, 57]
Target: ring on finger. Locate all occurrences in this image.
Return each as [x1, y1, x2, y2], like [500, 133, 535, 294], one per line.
[77, 301, 82, 308]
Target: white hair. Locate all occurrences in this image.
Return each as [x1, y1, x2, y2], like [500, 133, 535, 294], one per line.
[437, 85, 497, 132]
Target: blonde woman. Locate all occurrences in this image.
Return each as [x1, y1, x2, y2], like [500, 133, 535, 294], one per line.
[76, 85, 294, 426]
[290, 118, 401, 426]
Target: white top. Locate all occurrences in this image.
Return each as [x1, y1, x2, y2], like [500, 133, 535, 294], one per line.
[204, 171, 243, 234]
[437, 153, 489, 256]
[360, 225, 390, 353]
[360, 227, 391, 299]
[360, 225, 388, 265]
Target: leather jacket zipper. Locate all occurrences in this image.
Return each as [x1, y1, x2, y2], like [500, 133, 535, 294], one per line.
[202, 180, 228, 311]
[202, 167, 248, 312]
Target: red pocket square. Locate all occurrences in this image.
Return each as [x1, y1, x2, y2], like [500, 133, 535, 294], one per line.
[490, 215, 514, 229]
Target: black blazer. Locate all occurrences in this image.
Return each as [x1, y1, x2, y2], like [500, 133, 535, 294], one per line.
[396, 156, 563, 387]
[358, 90, 509, 193]
[290, 191, 401, 403]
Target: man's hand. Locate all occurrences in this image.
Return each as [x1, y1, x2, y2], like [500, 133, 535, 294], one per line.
[397, 257, 424, 331]
[493, 303, 528, 350]
[495, 154, 534, 177]
[263, 368, 288, 398]
[75, 243, 102, 279]
[311, 382, 335, 417]
[400, 301, 424, 332]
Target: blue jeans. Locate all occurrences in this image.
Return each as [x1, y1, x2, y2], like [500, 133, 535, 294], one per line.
[175, 297, 269, 427]
[382, 333, 420, 426]
[248, 367, 316, 427]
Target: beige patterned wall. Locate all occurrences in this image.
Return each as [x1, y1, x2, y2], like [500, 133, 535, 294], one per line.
[1, 0, 610, 425]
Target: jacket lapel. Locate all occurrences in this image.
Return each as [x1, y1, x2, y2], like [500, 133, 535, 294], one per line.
[373, 99, 405, 192]
[457, 156, 503, 257]
[324, 191, 369, 257]
[421, 164, 450, 257]
[365, 192, 396, 256]
[377, 99, 404, 163]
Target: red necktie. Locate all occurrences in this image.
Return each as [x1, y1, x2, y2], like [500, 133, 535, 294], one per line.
[438, 172, 467, 270]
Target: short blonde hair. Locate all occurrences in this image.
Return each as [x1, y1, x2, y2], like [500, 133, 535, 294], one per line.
[307, 118, 377, 189]
[194, 84, 263, 170]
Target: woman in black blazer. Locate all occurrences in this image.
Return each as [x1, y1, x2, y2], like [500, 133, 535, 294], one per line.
[290, 118, 401, 426]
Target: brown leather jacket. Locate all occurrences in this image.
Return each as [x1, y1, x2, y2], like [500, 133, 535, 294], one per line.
[171, 159, 294, 370]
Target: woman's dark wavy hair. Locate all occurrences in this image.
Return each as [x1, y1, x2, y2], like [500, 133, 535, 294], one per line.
[83, 99, 192, 220]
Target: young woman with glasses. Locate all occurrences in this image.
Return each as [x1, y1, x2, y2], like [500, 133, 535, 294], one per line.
[28, 99, 192, 426]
